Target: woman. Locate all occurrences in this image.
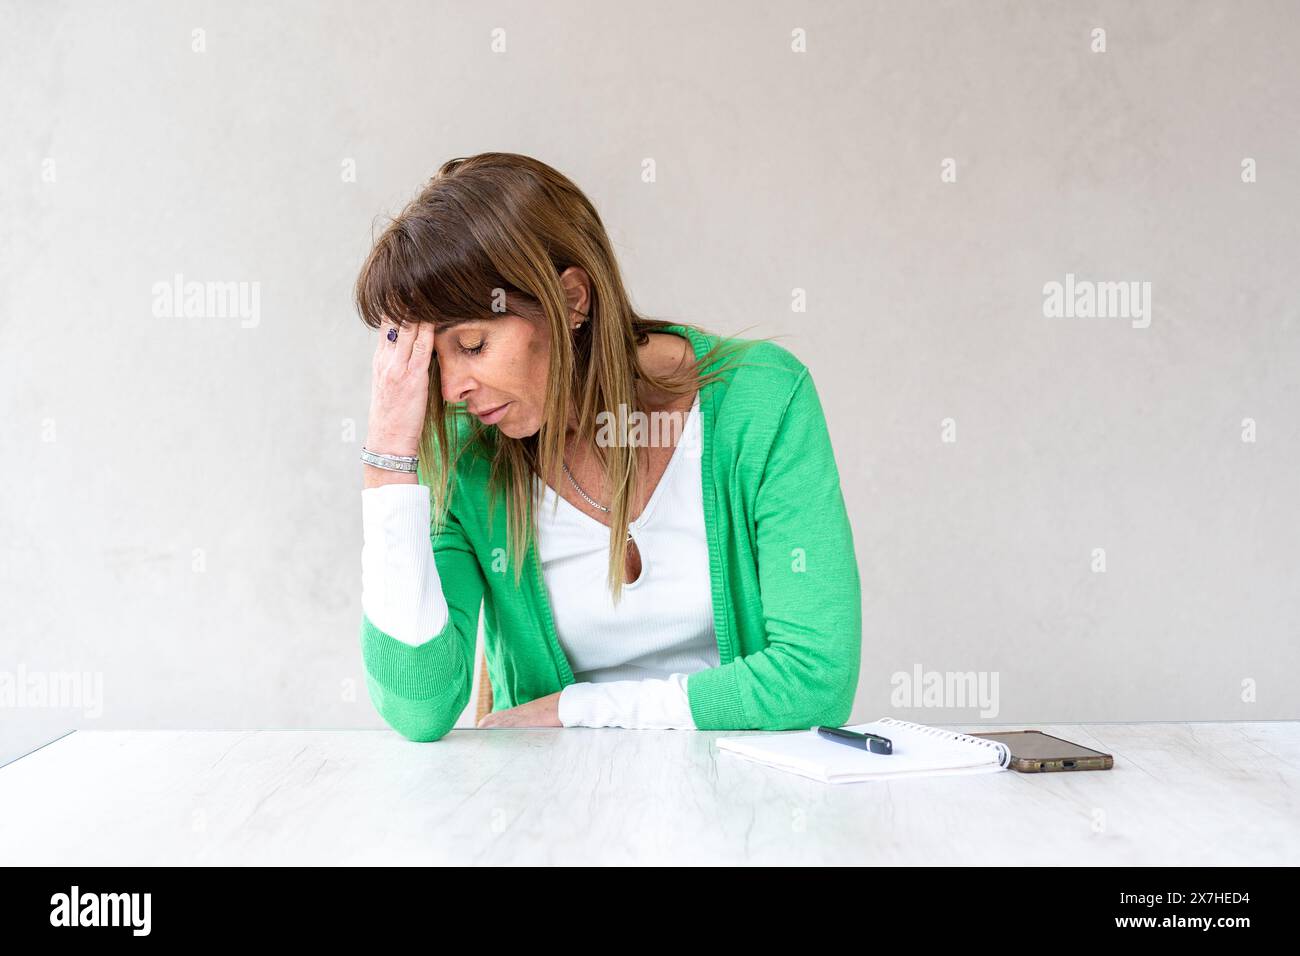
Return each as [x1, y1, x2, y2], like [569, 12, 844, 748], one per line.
[356, 152, 861, 741]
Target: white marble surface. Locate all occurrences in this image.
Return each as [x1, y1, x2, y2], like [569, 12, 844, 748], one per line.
[0, 722, 1296, 865]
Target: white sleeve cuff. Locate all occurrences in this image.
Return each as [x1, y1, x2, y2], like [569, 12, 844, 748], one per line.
[360, 484, 450, 647]
[558, 673, 696, 729]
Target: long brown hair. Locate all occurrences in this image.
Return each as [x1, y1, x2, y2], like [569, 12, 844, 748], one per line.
[355, 152, 779, 605]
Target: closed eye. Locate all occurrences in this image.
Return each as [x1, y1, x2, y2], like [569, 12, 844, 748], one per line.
[459, 341, 485, 356]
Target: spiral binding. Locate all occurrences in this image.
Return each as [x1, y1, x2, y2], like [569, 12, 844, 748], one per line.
[877, 717, 1013, 769]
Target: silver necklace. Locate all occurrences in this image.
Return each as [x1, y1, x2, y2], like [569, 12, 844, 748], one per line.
[562, 458, 635, 544]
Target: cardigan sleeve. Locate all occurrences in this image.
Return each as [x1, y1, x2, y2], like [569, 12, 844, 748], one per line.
[685, 367, 862, 730]
[359, 477, 486, 743]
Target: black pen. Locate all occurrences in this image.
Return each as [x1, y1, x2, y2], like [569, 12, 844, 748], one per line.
[814, 725, 893, 755]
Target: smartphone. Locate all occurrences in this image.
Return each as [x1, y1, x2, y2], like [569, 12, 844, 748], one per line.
[964, 730, 1113, 773]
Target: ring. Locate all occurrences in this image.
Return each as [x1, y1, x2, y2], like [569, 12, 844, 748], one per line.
[387, 327, 398, 342]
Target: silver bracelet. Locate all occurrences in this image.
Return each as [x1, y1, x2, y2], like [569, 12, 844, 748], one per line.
[361, 446, 419, 473]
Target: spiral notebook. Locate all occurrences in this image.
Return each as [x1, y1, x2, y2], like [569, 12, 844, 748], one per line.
[714, 717, 1013, 784]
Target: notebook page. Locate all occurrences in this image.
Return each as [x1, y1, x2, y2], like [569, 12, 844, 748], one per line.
[714, 717, 1011, 783]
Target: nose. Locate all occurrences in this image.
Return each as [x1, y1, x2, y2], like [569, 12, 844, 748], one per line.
[437, 354, 476, 406]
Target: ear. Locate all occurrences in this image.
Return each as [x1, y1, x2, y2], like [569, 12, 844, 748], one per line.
[558, 265, 591, 321]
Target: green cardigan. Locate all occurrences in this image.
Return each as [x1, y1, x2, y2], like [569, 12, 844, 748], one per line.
[360, 323, 862, 740]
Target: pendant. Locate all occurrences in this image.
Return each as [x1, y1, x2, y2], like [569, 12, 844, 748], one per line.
[625, 530, 643, 584]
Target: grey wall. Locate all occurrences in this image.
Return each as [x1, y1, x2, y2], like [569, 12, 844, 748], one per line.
[3, 0, 1297, 764]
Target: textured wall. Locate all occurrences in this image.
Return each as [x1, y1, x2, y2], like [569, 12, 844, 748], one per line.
[2, 0, 1297, 764]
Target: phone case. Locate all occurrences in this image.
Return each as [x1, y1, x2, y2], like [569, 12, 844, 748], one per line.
[965, 730, 1114, 773]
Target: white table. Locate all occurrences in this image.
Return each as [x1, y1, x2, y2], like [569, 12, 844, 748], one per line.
[1, 722, 1296, 865]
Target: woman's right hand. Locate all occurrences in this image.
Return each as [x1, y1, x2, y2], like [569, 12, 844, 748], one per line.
[364, 320, 436, 484]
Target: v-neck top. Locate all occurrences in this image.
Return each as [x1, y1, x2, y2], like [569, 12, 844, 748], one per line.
[533, 392, 719, 691]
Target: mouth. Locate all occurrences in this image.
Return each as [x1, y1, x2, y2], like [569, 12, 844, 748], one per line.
[474, 402, 510, 423]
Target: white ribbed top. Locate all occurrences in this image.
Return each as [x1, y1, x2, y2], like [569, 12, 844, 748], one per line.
[533, 393, 718, 685]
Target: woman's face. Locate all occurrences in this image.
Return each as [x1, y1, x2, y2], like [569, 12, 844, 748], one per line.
[433, 312, 552, 440]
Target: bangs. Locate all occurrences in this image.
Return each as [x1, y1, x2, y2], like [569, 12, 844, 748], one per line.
[355, 215, 524, 331]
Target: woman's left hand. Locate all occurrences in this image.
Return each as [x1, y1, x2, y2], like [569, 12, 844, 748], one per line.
[476, 691, 563, 728]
